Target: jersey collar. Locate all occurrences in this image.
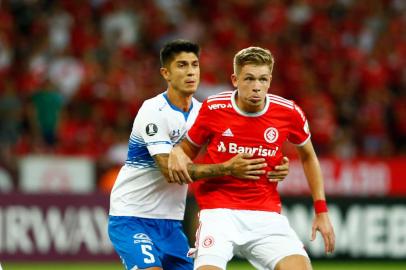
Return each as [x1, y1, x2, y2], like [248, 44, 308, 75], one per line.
[231, 90, 270, 117]
[163, 92, 193, 121]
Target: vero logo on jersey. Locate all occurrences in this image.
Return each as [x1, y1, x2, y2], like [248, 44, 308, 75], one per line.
[217, 141, 278, 157]
[208, 103, 232, 110]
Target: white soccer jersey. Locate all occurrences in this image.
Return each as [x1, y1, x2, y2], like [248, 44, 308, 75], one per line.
[109, 92, 201, 220]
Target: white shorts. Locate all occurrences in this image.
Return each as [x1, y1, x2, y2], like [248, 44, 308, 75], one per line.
[193, 209, 309, 270]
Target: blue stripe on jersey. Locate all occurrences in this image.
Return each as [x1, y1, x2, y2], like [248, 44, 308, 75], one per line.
[146, 141, 172, 146]
[125, 135, 156, 168]
[163, 93, 193, 121]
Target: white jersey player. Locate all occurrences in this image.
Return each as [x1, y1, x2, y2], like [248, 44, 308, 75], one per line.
[109, 92, 201, 220]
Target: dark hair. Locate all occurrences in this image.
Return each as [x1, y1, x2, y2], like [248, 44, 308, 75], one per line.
[160, 39, 200, 67]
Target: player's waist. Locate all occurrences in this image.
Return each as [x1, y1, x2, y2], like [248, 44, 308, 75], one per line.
[194, 191, 281, 213]
[197, 201, 282, 213]
[109, 204, 185, 220]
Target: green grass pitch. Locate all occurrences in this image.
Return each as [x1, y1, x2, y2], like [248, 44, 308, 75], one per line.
[2, 260, 406, 270]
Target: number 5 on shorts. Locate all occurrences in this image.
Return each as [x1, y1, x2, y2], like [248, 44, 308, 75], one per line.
[141, 244, 155, 264]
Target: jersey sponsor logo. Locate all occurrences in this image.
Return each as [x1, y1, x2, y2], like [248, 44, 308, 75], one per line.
[171, 129, 181, 137]
[217, 141, 278, 157]
[264, 127, 278, 143]
[217, 141, 227, 152]
[133, 233, 153, 245]
[222, 128, 234, 137]
[208, 103, 232, 110]
[202, 236, 214, 248]
[170, 129, 183, 142]
[146, 123, 158, 136]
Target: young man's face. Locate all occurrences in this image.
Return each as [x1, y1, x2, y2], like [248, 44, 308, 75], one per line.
[231, 64, 272, 113]
[161, 52, 200, 96]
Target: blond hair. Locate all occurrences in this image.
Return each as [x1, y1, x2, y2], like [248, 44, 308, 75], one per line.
[233, 47, 274, 75]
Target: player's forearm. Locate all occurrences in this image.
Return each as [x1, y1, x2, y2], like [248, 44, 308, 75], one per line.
[179, 139, 200, 160]
[297, 141, 326, 201]
[153, 154, 171, 179]
[186, 163, 230, 180]
[301, 156, 326, 201]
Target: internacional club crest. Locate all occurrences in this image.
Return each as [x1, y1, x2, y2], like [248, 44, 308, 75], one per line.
[202, 236, 215, 248]
[264, 127, 278, 143]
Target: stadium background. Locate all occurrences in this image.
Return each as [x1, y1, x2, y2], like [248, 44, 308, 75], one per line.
[0, 0, 405, 269]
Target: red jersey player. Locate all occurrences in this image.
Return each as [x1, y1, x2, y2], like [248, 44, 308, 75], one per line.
[169, 46, 335, 270]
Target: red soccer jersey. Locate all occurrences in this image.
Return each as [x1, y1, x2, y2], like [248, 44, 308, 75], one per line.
[187, 91, 310, 212]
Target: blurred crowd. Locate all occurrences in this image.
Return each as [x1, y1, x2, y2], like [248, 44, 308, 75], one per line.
[0, 0, 405, 187]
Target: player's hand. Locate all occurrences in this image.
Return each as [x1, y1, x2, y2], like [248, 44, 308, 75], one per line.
[267, 156, 289, 182]
[224, 153, 267, 180]
[168, 146, 193, 185]
[311, 212, 335, 254]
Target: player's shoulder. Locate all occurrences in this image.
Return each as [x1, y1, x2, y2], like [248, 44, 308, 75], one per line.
[141, 93, 167, 110]
[267, 93, 295, 110]
[207, 90, 234, 101]
[204, 91, 234, 111]
[135, 94, 169, 124]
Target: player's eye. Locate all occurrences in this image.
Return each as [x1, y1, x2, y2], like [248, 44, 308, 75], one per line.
[260, 78, 268, 82]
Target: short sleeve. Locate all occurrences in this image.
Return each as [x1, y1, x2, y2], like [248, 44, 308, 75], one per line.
[134, 102, 172, 156]
[288, 102, 311, 146]
[186, 100, 212, 146]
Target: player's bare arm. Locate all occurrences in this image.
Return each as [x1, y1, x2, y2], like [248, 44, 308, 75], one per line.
[153, 154, 171, 179]
[154, 152, 195, 184]
[168, 139, 267, 184]
[168, 144, 195, 184]
[187, 152, 267, 180]
[296, 140, 335, 254]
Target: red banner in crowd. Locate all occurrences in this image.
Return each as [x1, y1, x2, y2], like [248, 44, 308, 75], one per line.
[278, 158, 406, 197]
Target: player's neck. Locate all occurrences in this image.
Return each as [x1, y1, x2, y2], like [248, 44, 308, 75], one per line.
[166, 89, 193, 112]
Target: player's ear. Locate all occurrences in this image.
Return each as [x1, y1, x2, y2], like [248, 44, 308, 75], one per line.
[231, 73, 238, 88]
[160, 67, 170, 80]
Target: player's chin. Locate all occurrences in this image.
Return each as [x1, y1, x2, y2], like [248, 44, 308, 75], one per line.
[179, 89, 196, 96]
[183, 85, 198, 94]
[248, 99, 264, 107]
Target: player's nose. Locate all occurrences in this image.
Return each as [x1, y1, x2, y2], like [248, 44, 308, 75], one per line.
[187, 65, 198, 75]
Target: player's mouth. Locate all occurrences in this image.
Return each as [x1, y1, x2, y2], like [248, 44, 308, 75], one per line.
[185, 80, 196, 85]
[249, 96, 262, 103]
